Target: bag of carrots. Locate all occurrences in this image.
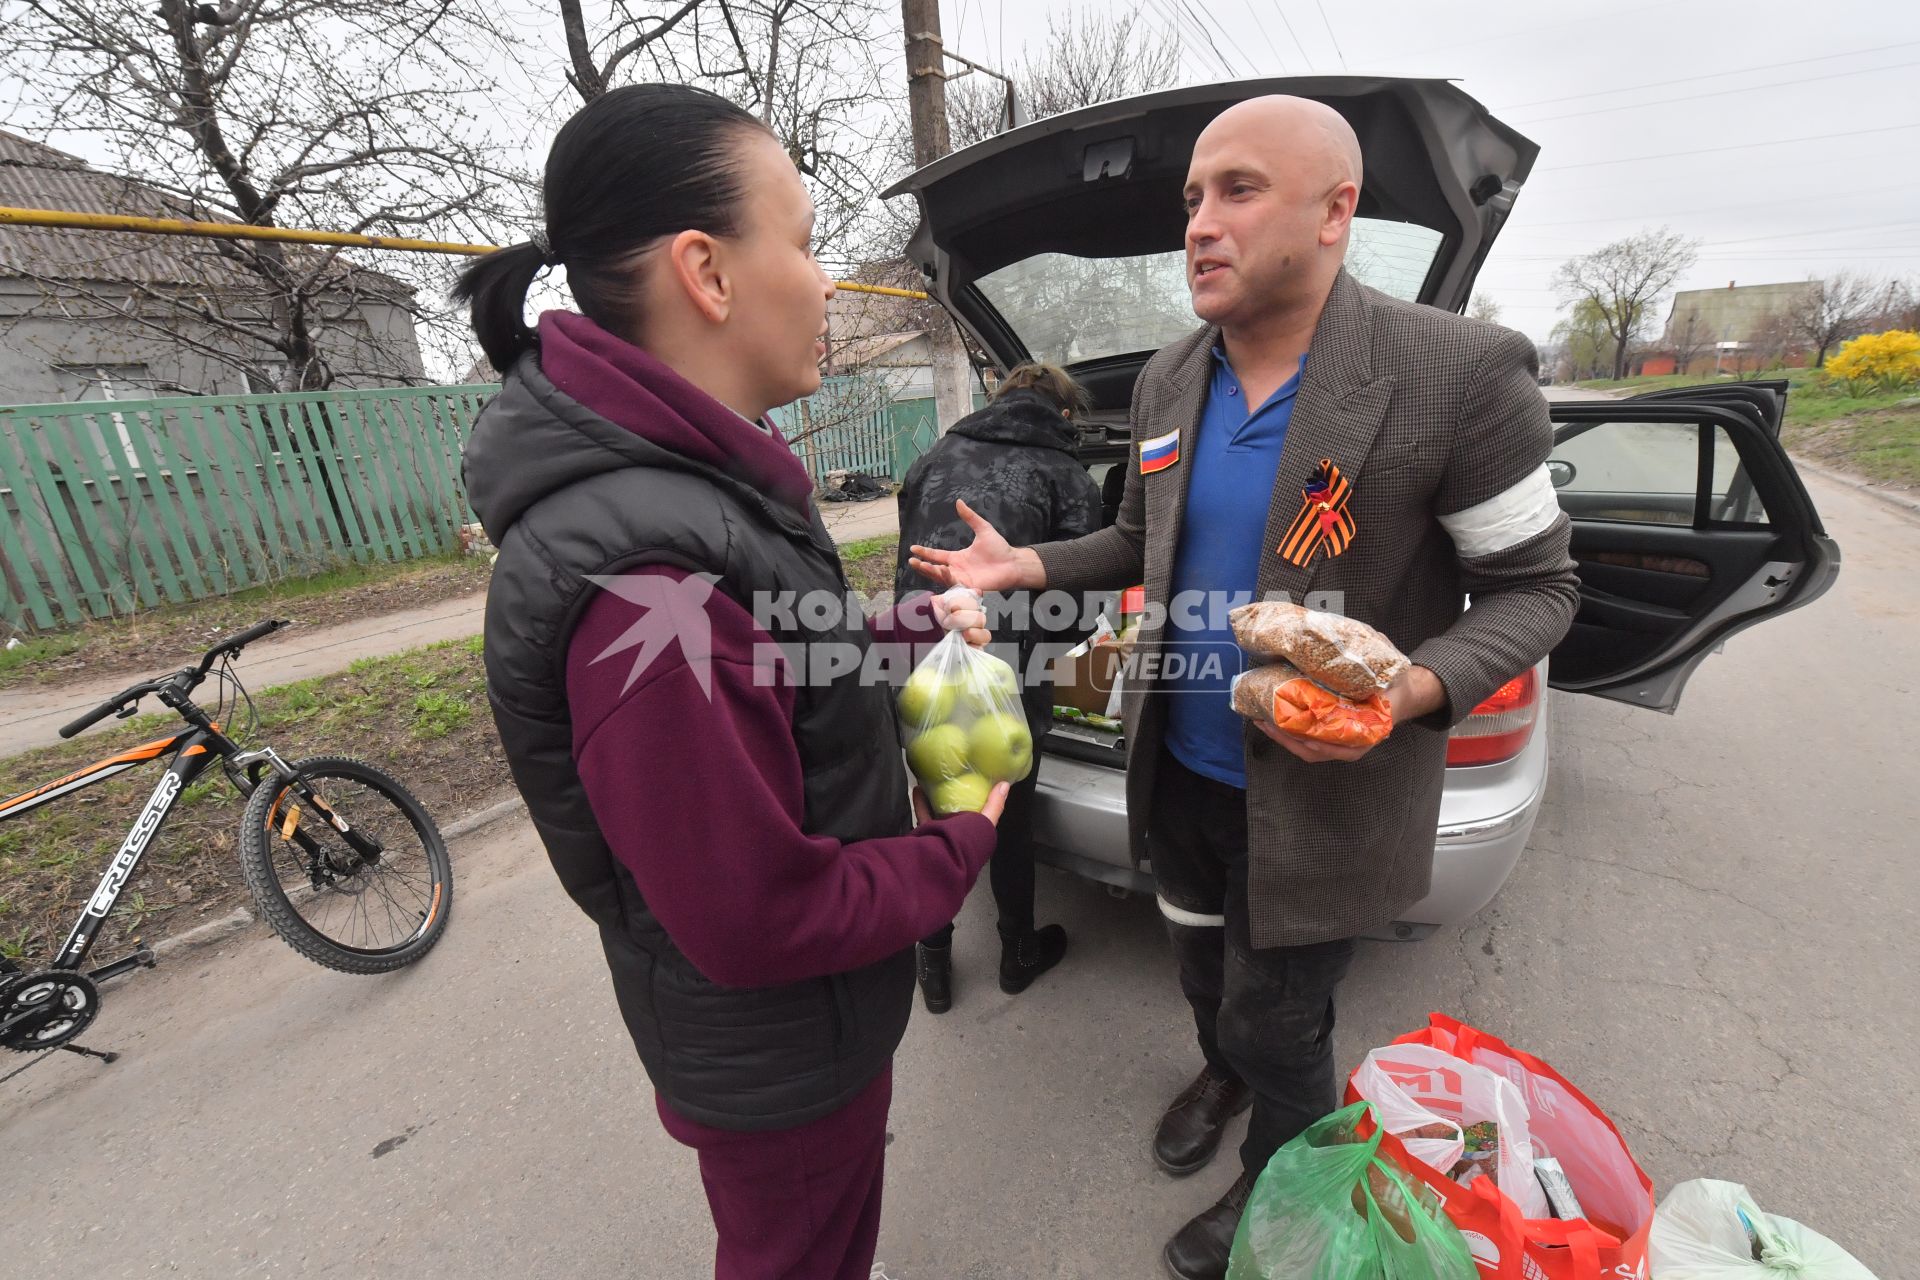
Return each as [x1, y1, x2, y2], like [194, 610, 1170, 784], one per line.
[1230, 662, 1394, 749]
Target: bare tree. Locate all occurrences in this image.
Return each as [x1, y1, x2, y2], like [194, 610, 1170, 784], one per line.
[1552, 227, 1700, 381]
[1665, 304, 1712, 377]
[1, 0, 532, 391]
[539, 0, 894, 274]
[1881, 278, 1920, 332]
[557, 0, 705, 102]
[1467, 294, 1503, 325]
[944, 7, 1180, 150]
[1785, 271, 1881, 369]
[1739, 310, 1795, 378]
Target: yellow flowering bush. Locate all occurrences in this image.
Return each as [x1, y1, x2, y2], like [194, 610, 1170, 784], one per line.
[1825, 329, 1920, 393]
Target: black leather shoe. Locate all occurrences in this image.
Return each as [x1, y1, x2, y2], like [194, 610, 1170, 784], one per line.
[998, 924, 1068, 994]
[1152, 1065, 1252, 1176]
[1162, 1169, 1255, 1280]
[915, 943, 952, 1014]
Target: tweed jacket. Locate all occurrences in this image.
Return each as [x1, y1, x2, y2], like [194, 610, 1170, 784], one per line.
[1032, 269, 1580, 947]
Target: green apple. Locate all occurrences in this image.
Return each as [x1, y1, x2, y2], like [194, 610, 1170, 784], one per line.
[967, 711, 1033, 783]
[961, 654, 1022, 715]
[897, 667, 960, 728]
[905, 723, 972, 783]
[929, 772, 994, 816]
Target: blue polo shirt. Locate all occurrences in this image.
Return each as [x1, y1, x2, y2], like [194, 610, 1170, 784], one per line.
[1163, 349, 1304, 789]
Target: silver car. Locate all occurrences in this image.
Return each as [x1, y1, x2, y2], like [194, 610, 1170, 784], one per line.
[885, 78, 1840, 938]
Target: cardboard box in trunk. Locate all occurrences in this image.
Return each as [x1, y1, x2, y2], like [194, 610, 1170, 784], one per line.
[1051, 631, 1137, 716]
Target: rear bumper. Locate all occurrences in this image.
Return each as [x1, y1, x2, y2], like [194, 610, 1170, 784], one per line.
[1028, 688, 1550, 939]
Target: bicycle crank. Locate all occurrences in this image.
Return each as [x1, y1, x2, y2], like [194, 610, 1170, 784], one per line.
[0, 969, 101, 1053]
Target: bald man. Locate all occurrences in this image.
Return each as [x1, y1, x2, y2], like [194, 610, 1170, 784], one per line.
[911, 96, 1578, 1276]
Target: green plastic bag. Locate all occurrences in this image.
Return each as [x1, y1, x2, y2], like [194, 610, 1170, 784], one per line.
[1227, 1102, 1480, 1280]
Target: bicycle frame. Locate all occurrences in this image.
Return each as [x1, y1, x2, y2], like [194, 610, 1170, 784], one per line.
[0, 726, 244, 972]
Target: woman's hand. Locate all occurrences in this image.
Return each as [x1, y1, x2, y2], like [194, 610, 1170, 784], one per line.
[908, 501, 1044, 594]
[913, 781, 1012, 826]
[930, 585, 992, 649]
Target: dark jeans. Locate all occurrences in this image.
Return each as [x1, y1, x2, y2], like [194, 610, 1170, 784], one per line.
[923, 762, 1042, 947]
[1149, 749, 1357, 1178]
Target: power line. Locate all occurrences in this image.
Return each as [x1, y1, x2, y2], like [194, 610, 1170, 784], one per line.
[1270, 2, 1315, 70]
[1384, 0, 1675, 62]
[1240, 0, 1290, 72]
[1538, 122, 1920, 171]
[1313, 0, 1349, 72]
[1505, 181, 1920, 228]
[1707, 219, 1920, 248]
[1147, 0, 1235, 79]
[1514, 57, 1920, 125]
[1504, 40, 1920, 109]
[1182, 0, 1249, 78]
[1504, 218, 1920, 249]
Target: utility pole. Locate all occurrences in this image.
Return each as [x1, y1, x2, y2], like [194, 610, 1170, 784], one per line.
[901, 0, 976, 435]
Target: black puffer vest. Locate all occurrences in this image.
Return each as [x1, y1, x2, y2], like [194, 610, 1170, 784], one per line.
[465, 354, 913, 1131]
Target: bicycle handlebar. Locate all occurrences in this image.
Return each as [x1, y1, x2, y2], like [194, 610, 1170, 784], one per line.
[190, 618, 287, 677]
[57, 678, 164, 740]
[56, 619, 290, 740]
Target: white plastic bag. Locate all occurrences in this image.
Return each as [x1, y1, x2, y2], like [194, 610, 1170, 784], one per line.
[1649, 1180, 1878, 1279]
[897, 617, 1031, 816]
[1351, 1043, 1550, 1220]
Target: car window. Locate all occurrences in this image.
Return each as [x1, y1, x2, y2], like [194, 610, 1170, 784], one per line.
[1549, 420, 1770, 527]
[974, 220, 1447, 366]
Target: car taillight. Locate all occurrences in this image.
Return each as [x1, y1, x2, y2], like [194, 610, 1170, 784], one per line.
[1446, 668, 1539, 767]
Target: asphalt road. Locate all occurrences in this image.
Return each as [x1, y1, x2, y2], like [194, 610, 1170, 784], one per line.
[1, 468, 1911, 1279]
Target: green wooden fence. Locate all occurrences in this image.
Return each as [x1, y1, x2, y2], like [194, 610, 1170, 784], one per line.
[2, 381, 950, 635]
[0, 385, 495, 633]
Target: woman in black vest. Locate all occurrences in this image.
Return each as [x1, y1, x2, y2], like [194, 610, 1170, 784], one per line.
[456, 85, 1007, 1280]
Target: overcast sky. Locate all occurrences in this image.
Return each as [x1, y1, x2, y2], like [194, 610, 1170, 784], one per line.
[939, 0, 1920, 341]
[8, 0, 1916, 349]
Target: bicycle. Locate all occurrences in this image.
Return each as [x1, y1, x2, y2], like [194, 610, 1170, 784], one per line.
[0, 619, 453, 1075]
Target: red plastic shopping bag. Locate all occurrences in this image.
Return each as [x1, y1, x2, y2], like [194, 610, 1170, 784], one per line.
[1346, 1014, 1655, 1280]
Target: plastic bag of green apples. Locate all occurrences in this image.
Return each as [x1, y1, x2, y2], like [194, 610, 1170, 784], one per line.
[897, 628, 1033, 815]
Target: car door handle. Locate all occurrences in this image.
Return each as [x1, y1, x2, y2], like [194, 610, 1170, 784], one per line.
[1578, 586, 1686, 633]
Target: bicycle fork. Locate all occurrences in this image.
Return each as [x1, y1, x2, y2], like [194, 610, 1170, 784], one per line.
[230, 750, 387, 885]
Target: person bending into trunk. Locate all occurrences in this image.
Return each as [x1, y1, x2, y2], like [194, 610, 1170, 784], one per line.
[893, 363, 1103, 1012]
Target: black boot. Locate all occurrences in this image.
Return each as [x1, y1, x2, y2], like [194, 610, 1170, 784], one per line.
[1162, 1169, 1254, 1280]
[998, 924, 1068, 994]
[1152, 1065, 1252, 1176]
[915, 943, 952, 1014]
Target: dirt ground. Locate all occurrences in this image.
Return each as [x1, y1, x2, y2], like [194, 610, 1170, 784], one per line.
[0, 638, 511, 966]
[1, 555, 494, 693]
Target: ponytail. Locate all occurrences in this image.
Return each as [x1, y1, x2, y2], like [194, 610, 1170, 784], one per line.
[452, 240, 549, 373]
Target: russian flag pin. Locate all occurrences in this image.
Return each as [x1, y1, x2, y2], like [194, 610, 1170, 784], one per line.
[1139, 428, 1181, 475]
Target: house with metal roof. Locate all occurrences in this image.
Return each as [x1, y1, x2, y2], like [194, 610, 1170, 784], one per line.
[0, 130, 424, 405]
[1645, 280, 1821, 376]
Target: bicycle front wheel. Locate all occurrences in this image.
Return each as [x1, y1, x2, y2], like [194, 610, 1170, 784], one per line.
[238, 756, 453, 973]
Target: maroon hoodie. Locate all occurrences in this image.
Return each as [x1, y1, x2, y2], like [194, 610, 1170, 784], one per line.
[543, 311, 996, 990]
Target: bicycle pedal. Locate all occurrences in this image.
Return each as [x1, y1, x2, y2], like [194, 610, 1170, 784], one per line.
[61, 1043, 119, 1065]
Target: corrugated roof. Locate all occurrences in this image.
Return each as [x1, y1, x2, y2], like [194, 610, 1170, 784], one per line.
[1663, 281, 1817, 345]
[830, 330, 926, 368]
[0, 130, 411, 297]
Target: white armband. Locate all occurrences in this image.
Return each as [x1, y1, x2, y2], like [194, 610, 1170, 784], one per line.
[1438, 465, 1561, 559]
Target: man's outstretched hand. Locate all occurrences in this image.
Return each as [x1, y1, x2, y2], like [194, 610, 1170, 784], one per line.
[907, 500, 1045, 593]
